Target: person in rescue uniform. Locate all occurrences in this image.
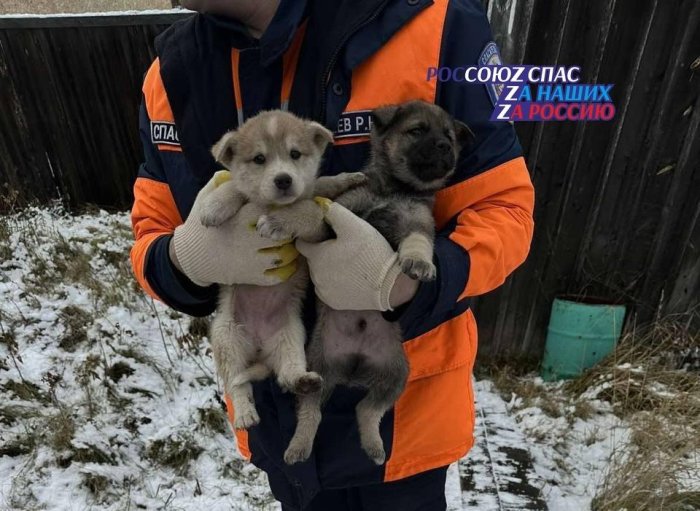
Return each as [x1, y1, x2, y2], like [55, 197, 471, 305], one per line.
[130, 0, 535, 509]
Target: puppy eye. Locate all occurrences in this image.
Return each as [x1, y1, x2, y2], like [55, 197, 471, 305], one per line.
[253, 154, 266, 165]
[290, 149, 301, 160]
[408, 127, 425, 136]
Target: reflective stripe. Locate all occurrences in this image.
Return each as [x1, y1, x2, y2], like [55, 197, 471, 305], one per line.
[280, 21, 307, 111]
[230, 49, 245, 125]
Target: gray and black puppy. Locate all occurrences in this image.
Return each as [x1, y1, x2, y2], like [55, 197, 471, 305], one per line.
[257, 101, 473, 464]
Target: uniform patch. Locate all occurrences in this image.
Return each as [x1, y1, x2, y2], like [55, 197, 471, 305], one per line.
[479, 42, 505, 106]
[151, 121, 180, 147]
[334, 110, 373, 139]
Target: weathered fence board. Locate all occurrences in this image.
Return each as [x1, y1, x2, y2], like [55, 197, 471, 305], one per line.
[0, 6, 697, 360]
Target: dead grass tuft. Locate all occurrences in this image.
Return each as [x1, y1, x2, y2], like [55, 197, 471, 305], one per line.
[73, 445, 116, 465]
[0, 433, 37, 457]
[0, 404, 37, 426]
[49, 409, 76, 452]
[105, 361, 134, 382]
[188, 317, 209, 339]
[145, 434, 204, 475]
[115, 346, 153, 366]
[2, 379, 49, 403]
[197, 405, 228, 434]
[573, 399, 596, 421]
[489, 364, 564, 418]
[82, 473, 110, 499]
[0, 221, 12, 260]
[58, 305, 91, 351]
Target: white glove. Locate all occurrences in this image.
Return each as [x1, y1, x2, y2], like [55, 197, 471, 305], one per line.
[296, 200, 402, 311]
[171, 171, 299, 287]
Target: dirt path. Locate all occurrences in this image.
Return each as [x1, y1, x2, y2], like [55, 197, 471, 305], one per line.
[455, 380, 548, 510]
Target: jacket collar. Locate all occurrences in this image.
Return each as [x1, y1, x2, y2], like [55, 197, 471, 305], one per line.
[201, 0, 308, 66]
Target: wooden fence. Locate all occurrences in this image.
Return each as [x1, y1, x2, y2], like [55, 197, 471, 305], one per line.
[0, 4, 698, 360]
[0, 13, 189, 211]
[480, 0, 700, 359]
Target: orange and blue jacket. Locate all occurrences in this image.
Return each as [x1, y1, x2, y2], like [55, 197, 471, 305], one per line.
[131, 0, 534, 507]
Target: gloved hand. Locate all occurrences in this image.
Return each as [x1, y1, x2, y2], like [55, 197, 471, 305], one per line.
[296, 200, 402, 311]
[171, 171, 299, 287]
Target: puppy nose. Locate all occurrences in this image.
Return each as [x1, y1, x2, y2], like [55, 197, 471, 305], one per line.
[436, 140, 451, 153]
[274, 174, 293, 190]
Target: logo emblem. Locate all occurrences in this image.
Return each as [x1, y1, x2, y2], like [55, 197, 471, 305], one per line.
[479, 42, 504, 106]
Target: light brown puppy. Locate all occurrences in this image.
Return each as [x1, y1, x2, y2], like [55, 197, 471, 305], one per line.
[200, 110, 365, 429]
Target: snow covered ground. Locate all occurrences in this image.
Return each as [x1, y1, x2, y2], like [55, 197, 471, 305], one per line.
[0, 208, 654, 510]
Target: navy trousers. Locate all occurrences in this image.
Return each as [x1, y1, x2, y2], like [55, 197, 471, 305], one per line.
[279, 466, 448, 511]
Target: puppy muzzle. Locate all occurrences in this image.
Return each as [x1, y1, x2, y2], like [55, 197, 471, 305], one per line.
[411, 152, 456, 180]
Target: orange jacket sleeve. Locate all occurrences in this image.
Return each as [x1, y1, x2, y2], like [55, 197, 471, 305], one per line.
[436, 156, 534, 299]
[130, 59, 218, 316]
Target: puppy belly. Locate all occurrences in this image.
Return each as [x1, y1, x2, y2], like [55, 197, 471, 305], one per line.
[321, 310, 401, 377]
[233, 284, 293, 344]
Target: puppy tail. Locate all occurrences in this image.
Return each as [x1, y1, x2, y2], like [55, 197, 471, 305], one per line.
[231, 363, 272, 386]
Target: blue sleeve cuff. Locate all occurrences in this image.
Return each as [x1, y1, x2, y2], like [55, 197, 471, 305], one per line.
[145, 234, 218, 317]
[391, 235, 470, 339]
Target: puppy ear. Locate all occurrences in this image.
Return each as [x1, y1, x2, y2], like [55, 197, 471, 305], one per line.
[371, 105, 401, 133]
[453, 120, 475, 149]
[211, 131, 237, 165]
[308, 122, 334, 150]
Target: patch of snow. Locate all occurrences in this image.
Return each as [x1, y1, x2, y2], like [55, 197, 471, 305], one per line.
[0, 208, 275, 510]
[1, 207, 664, 511]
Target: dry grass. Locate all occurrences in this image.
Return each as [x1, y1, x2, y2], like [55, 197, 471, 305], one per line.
[566, 317, 700, 419]
[489, 364, 567, 419]
[0, 0, 173, 14]
[18, 217, 140, 312]
[145, 433, 204, 475]
[566, 316, 700, 511]
[490, 316, 700, 509]
[592, 432, 700, 511]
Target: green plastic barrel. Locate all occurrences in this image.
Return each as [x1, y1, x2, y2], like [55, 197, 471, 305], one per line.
[541, 297, 626, 381]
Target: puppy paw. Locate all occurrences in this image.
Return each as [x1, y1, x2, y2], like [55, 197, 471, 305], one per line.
[256, 214, 293, 241]
[233, 406, 260, 430]
[343, 172, 368, 188]
[284, 441, 312, 465]
[361, 441, 386, 465]
[293, 372, 323, 395]
[399, 255, 437, 282]
[200, 209, 230, 227]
